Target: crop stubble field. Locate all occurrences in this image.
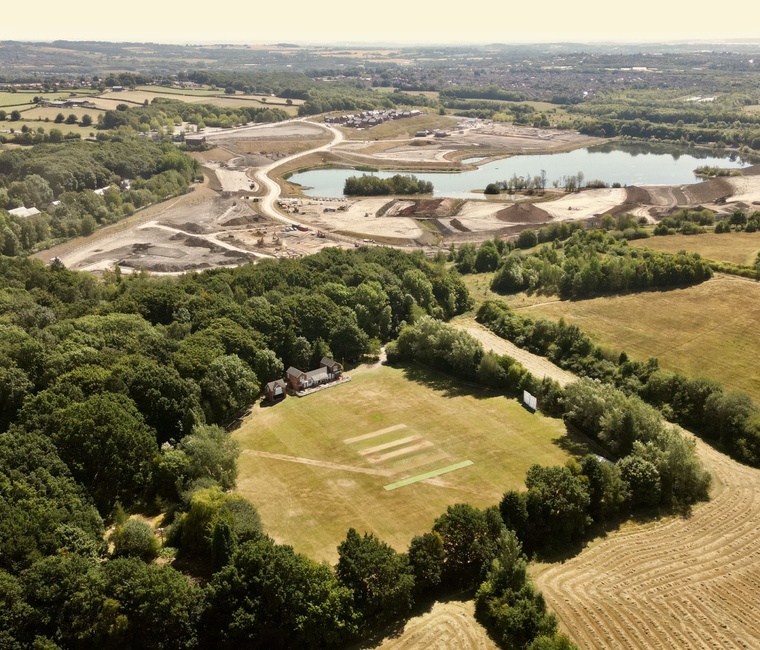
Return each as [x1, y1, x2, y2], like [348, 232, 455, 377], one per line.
[533, 436, 760, 649]
[467, 322, 760, 649]
[233, 363, 575, 563]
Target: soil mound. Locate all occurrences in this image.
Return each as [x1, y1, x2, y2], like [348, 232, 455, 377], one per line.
[495, 202, 551, 224]
[625, 186, 651, 204]
[606, 185, 651, 216]
[450, 218, 471, 232]
[683, 177, 733, 204]
[396, 198, 461, 218]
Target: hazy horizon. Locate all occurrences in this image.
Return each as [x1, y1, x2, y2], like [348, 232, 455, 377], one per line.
[3, 0, 759, 48]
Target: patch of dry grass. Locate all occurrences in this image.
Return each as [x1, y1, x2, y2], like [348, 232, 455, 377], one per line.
[630, 232, 760, 265]
[521, 275, 760, 402]
[339, 115, 458, 141]
[234, 363, 577, 563]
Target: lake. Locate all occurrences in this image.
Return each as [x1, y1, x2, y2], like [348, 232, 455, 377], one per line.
[289, 143, 750, 200]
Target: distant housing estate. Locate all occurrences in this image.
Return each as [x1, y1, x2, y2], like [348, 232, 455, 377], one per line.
[324, 109, 423, 129]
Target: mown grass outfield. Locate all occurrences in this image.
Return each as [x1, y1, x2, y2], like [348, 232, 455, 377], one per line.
[521, 274, 760, 402]
[630, 232, 760, 265]
[234, 362, 578, 563]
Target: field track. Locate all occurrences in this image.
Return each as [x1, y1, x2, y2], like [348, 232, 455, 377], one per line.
[458, 322, 576, 386]
[461, 320, 760, 648]
[534, 438, 760, 649]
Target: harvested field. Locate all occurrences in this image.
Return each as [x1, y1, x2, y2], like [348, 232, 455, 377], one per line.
[372, 601, 498, 650]
[86, 90, 300, 115]
[533, 435, 760, 650]
[463, 312, 760, 649]
[630, 231, 760, 265]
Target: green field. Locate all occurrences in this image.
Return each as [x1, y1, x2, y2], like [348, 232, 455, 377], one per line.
[521, 274, 760, 402]
[630, 232, 760, 265]
[90, 88, 301, 115]
[0, 111, 96, 137]
[0, 90, 99, 108]
[234, 363, 578, 563]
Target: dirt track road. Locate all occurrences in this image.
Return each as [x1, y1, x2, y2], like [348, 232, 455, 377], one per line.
[456, 321, 576, 386]
[251, 120, 344, 226]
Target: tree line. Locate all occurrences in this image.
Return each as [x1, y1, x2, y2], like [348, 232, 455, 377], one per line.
[569, 94, 760, 151]
[0, 247, 470, 514]
[343, 174, 433, 196]
[477, 300, 760, 467]
[388, 316, 710, 514]
[297, 89, 434, 117]
[97, 98, 289, 136]
[468, 229, 713, 299]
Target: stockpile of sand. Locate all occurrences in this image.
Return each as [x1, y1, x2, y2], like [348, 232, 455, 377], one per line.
[683, 177, 733, 204]
[495, 202, 551, 224]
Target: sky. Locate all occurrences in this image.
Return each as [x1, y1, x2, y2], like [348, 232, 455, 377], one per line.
[2, 0, 759, 45]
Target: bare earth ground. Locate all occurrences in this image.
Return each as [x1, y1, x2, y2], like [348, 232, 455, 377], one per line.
[466, 316, 760, 650]
[36, 116, 760, 272]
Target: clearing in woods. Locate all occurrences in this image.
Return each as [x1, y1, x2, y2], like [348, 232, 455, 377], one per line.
[517, 274, 760, 403]
[233, 362, 577, 563]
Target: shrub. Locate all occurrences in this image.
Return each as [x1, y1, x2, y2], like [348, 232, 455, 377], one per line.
[112, 519, 159, 561]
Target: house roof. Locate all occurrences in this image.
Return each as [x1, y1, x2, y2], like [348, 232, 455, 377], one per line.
[321, 357, 340, 368]
[286, 366, 305, 377]
[306, 367, 329, 382]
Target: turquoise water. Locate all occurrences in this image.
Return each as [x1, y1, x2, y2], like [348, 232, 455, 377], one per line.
[290, 143, 749, 199]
